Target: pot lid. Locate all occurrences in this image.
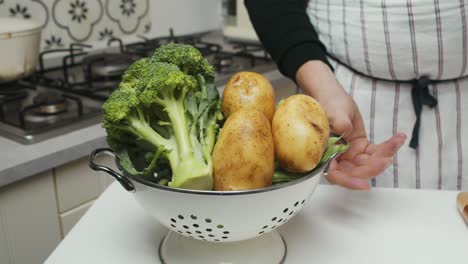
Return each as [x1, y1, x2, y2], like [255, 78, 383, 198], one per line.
[0, 18, 43, 36]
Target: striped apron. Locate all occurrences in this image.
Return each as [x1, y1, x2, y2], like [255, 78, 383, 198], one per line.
[307, 0, 468, 190]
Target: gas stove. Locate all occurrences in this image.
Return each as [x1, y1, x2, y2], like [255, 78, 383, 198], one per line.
[0, 81, 102, 144]
[0, 31, 275, 144]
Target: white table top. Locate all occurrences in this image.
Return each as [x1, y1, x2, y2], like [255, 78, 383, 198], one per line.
[46, 182, 468, 264]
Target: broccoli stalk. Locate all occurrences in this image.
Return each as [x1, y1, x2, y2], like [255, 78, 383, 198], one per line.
[102, 44, 223, 190]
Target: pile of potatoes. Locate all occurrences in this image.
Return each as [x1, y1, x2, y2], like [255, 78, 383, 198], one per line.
[212, 72, 330, 191]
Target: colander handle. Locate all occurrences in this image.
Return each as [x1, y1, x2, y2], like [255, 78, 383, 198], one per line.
[89, 148, 135, 192]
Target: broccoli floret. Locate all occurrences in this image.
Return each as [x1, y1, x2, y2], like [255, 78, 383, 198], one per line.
[103, 43, 223, 190]
[151, 43, 214, 80]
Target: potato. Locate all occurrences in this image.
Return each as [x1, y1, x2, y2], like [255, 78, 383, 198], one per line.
[212, 108, 274, 191]
[272, 94, 330, 172]
[222, 71, 276, 122]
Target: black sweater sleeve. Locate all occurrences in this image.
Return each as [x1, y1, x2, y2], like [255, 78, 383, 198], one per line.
[244, 0, 332, 80]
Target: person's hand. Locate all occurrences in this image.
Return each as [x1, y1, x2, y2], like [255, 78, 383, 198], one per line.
[296, 61, 407, 190]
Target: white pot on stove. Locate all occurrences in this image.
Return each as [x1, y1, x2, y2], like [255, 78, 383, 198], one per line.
[0, 18, 43, 82]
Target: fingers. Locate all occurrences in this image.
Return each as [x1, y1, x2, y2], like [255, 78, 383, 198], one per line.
[326, 157, 392, 190]
[326, 169, 370, 190]
[345, 158, 393, 178]
[366, 133, 407, 157]
[329, 116, 353, 137]
[347, 133, 406, 165]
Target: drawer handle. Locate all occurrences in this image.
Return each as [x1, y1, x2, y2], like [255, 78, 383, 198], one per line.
[89, 148, 135, 192]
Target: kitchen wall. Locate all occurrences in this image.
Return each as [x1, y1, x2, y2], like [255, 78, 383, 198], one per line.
[0, 0, 221, 50]
[150, 0, 222, 37]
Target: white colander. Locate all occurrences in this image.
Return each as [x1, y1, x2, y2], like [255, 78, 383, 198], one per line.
[90, 148, 342, 263]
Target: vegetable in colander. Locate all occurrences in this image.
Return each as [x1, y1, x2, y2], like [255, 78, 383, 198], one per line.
[102, 44, 224, 190]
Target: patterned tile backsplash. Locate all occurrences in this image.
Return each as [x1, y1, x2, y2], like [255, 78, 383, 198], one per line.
[0, 0, 151, 50]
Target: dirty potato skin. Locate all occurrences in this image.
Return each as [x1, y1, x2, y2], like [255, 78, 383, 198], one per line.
[272, 94, 330, 173]
[212, 109, 274, 191]
[222, 71, 276, 122]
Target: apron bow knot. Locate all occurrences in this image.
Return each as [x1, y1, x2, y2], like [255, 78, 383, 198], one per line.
[409, 76, 438, 149]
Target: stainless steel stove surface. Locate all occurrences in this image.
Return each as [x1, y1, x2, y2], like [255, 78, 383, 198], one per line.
[0, 82, 102, 144]
[0, 31, 276, 144]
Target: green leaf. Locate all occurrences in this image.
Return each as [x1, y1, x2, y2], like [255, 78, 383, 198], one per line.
[205, 81, 220, 102]
[110, 139, 164, 177]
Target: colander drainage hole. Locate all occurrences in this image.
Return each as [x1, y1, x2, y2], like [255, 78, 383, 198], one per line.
[193, 224, 199, 228]
[271, 217, 277, 221]
[289, 211, 294, 216]
[199, 236, 205, 239]
[214, 239, 220, 242]
[277, 219, 283, 223]
[222, 236, 228, 239]
[196, 231, 202, 234]
[178, 215, 184, 220]
[206, 228, 212, 232]
[262, 225, 268, 229]
[271, 225, 276, 229]
[217, 224, 224, 229]
[186, 231, 192, 235]
[171, 218, 176, 223]
[177, 230, 182, 234]
[170, 224, 176, 228]
[208, 234, 214, 237]
[294, 201, 299, 207]
[205, 218, 212, 223]
[223, 231, 230, 234]
[191, 215, 197, 220]
[183, 225, 189, 229]
[258, 231, 265, 234]
[283, 208, 289, 213]
[301, 200, 305, 204]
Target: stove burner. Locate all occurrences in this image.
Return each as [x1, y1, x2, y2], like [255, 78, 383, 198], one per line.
[82, 53, 134, 79]
[23, 111, 61, 124]
[212, 53, 248, 74]
[0, 83, 29, 100]
[32, 92, 67, 115]
[0, 89, 28, 102]
[214, 54, 234, 67]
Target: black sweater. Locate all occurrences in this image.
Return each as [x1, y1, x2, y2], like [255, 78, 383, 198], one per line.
[244, 0, 331, 80]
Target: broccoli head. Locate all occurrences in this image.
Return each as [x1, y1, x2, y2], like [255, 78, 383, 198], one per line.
[151, 43, 214, 80]
[102, 43, 223, 190]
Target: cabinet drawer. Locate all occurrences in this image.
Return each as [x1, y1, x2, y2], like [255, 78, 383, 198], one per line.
[60, 200, 94, 237]
[55, 155, 116, 213]
[0, 221, 8, 264]
[0, 171, 61, 264]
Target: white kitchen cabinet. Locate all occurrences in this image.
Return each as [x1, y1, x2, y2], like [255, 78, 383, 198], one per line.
[60, 200, 95, 236]
[55, 155, 115, 213]
[0, 170, 61, 264]
[0, 217, 9, 264]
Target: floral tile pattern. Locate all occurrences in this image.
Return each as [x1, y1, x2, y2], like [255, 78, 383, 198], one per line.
[0, 0, 150, 50]
[9, 4, 31, 19]
[120, 0, 136, 17]
[98, 27, 114, 41]
[53, 0, 104, 42]
[44, 35, 64, 49]
[106, 0, 149, 34]
[0, 0, 48, 27]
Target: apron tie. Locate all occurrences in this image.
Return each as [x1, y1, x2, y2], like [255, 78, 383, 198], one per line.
[409, 77, 437, 149]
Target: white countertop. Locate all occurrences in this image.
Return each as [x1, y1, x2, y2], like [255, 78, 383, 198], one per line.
[46, 183, 468, 264]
